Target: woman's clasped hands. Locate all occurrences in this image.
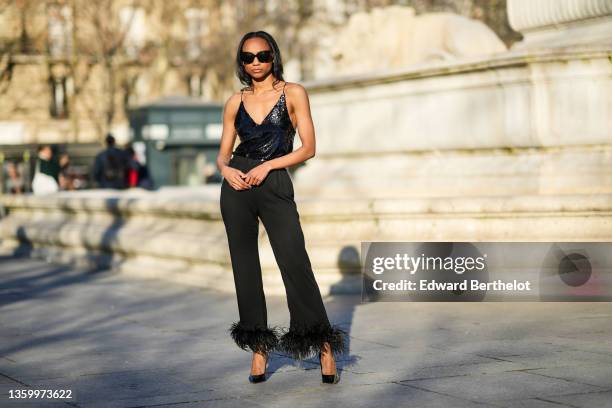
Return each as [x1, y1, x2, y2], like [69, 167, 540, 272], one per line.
[222, 162, 273, 190]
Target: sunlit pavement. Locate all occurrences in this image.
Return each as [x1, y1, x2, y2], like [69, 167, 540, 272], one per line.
[1, 255, 611, 408]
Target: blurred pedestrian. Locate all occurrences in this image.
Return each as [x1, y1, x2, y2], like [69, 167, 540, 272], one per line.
[93, 133, 130, 189]
[125, 144, 153, 190]
[32, 145, 60, 195]
[58, 152, 73, 190]
[6, 161, 25, 194]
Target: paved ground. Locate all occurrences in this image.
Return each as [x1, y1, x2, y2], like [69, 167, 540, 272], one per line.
[1, 255, 611, 408]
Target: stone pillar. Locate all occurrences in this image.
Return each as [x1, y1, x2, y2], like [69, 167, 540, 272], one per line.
[507, 0, 612, 48]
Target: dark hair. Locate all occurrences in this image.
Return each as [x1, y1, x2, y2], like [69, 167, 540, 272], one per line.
[235, 31, 284, 90]
[105, 133, 115, 147]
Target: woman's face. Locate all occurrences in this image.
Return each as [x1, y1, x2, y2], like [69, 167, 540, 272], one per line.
[39, 146, 52, 160]
[241, 38, 273, 79]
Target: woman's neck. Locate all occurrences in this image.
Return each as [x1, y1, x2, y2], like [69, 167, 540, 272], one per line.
[250, 76, 278, 94]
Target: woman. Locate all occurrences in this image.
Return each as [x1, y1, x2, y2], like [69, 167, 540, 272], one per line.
[217, 31, 348, 384]
[32, 145, 60, 195]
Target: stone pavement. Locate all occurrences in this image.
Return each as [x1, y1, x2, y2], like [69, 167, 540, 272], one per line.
[1, 255, 611, 408]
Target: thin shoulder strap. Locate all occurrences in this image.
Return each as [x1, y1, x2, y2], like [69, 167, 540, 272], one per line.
[282, 81, 287, 95]
[240, 88, 243, 102]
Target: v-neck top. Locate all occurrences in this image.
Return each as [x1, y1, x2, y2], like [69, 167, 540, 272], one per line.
[233, 81, 296, 162]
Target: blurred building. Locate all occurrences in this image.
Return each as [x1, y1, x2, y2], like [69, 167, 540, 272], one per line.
[0, 0, 517, 192]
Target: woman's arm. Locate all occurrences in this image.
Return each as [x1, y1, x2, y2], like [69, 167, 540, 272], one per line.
[216, 92, 251, 190]
[261, 82, 315, 171]
[216, 92, 240, 173]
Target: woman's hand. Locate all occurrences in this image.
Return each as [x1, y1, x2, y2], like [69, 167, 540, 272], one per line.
[244, 162, 273, 186]
[221, 165, 252, 190]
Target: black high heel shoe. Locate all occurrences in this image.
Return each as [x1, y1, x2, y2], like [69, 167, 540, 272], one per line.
[248, 352, 268, 383]
[319, 351, 340, 384]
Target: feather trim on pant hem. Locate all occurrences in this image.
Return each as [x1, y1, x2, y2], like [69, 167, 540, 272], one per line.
[228, 321, 282, 354]
[277, 322, 349, 360]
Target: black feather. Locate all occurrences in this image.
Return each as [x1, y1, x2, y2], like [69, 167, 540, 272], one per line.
[277, 321, 349, 360]
[228, 321, 282, 354]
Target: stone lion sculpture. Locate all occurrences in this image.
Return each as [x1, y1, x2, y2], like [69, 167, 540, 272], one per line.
[329, 5, 507, 76]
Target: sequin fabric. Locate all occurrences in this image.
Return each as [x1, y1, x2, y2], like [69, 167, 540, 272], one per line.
[233, 82, 296, 161]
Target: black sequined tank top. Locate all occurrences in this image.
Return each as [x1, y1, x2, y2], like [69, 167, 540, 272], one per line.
[233, 81, 296, 162]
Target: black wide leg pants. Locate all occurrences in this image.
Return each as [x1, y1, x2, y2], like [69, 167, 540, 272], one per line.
[220, 154, 347, 360]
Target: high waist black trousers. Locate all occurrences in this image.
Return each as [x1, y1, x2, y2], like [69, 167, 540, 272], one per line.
[220, 154, 347, 360]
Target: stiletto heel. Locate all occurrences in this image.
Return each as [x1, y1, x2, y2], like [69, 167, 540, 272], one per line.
[319, 351, 340, 384]
[248, 352, 268, 383]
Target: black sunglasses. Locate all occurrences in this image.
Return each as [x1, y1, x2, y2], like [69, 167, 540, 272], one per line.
[240, 50, 274, 64]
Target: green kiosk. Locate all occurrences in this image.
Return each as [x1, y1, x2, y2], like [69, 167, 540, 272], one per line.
[128, 96, 224, 188]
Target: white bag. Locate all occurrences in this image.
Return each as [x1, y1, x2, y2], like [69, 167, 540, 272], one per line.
[32, 160, 59, 195]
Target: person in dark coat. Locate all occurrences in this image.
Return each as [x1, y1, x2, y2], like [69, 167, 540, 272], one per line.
[93, 133, 130, 189]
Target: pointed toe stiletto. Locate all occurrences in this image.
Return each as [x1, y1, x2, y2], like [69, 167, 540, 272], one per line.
[248, 352, 268, 383]
[319, 351, 340, 384]
[248, 372, 266, 383]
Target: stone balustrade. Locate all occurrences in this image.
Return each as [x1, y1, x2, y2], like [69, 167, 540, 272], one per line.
[1, 189, 611, 295]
